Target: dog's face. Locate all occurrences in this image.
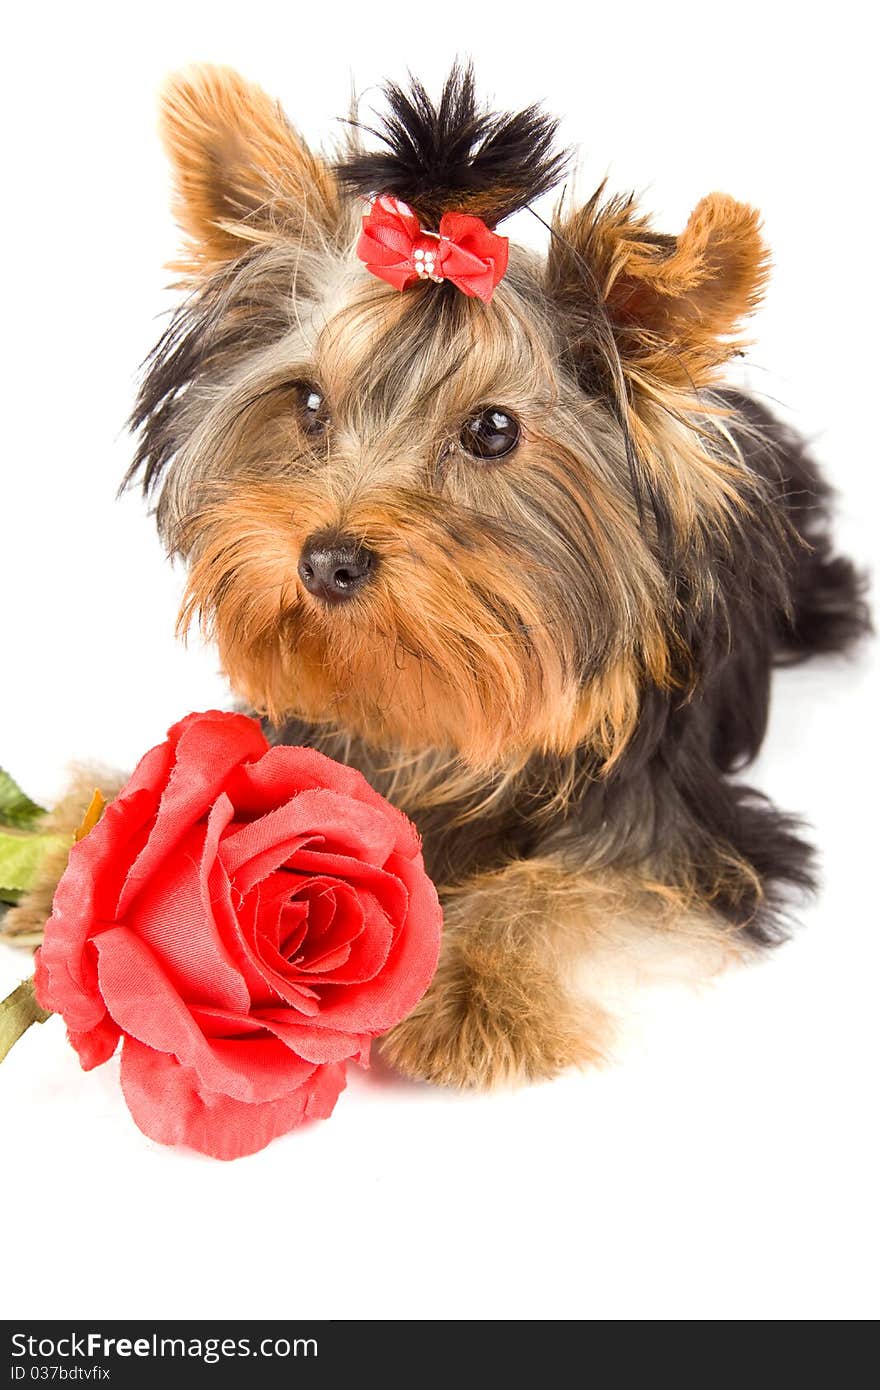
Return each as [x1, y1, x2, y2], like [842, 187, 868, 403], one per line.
[133, 66, 770, 770]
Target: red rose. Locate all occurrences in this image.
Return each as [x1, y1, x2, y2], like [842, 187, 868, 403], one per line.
[34, 711, 442, 1159]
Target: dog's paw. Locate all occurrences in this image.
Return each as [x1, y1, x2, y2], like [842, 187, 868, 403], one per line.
[380, 966, 607, 1090]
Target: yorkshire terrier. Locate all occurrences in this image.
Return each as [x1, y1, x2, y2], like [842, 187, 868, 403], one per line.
[5, 64, 869, 1087]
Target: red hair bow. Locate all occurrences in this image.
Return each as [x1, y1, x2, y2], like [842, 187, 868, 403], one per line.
[356, 195, 509, 304]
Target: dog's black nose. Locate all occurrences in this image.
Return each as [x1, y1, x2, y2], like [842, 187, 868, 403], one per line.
[298, 534, 376, 603]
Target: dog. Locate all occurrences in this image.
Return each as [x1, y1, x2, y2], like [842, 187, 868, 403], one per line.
[5, 63, 869, 1087]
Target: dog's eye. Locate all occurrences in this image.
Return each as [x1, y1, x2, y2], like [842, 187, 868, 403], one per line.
[294, 382, 328, 437]
[460, 408, 520, 460]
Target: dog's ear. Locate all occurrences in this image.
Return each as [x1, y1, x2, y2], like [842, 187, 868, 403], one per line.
[546, 187, 769, 393]
[160, 65, 341, 276]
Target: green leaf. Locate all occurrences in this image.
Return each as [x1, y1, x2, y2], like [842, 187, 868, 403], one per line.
[0, 767, 47, 829]
[0, 977, 51, 1064]
[0, 828, 70, 897]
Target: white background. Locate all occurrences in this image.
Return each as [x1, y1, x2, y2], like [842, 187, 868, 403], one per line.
[1, 0, 877, 1321]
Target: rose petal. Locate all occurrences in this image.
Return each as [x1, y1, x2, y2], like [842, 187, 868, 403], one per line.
[34, 787, 158, 1030]
[164, 710, 264, 751]
[288, 875, 338, 942]
[33, 731, 187, 1029]
[116, 737, 176, 805]
[67, 1015, 122, 1070]
[254, 1014, 371, 1066]
[224, 743, 413, 827]
[310, 849, 443, 1032]
[252, 883, 354, 980]
[276, 899, 309, 958]
[116, 712, 267, 917]
[120, 1038, 345, 1160]
[219, 788, 402, 889]
[201, 855, 286, 1003]
[123, 798, 249, 1013]
[211, 871, 323, 1015]
[94, 926, 315, 1102]
[190, 1005, 368, 1065]
[284, 847, 410, 925]
[290, 880, 362, 963]
[188, 1007, 266, 1039]
[295, 886, 395, 986]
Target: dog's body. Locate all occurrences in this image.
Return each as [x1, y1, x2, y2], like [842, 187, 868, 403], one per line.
[6, 65, 868, 1086]
[266, 390, 866, 1083]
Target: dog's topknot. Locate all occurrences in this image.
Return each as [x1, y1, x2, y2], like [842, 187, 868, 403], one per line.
[335, 62, 569, 229]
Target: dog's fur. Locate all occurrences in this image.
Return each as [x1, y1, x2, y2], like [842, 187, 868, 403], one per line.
[5, 64, 869, 1086]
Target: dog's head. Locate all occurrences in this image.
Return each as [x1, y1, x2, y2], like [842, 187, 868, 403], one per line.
[131, 64, 773, 770]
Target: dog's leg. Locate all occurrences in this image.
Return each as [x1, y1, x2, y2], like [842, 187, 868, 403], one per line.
[381, 855, 621, 1089]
